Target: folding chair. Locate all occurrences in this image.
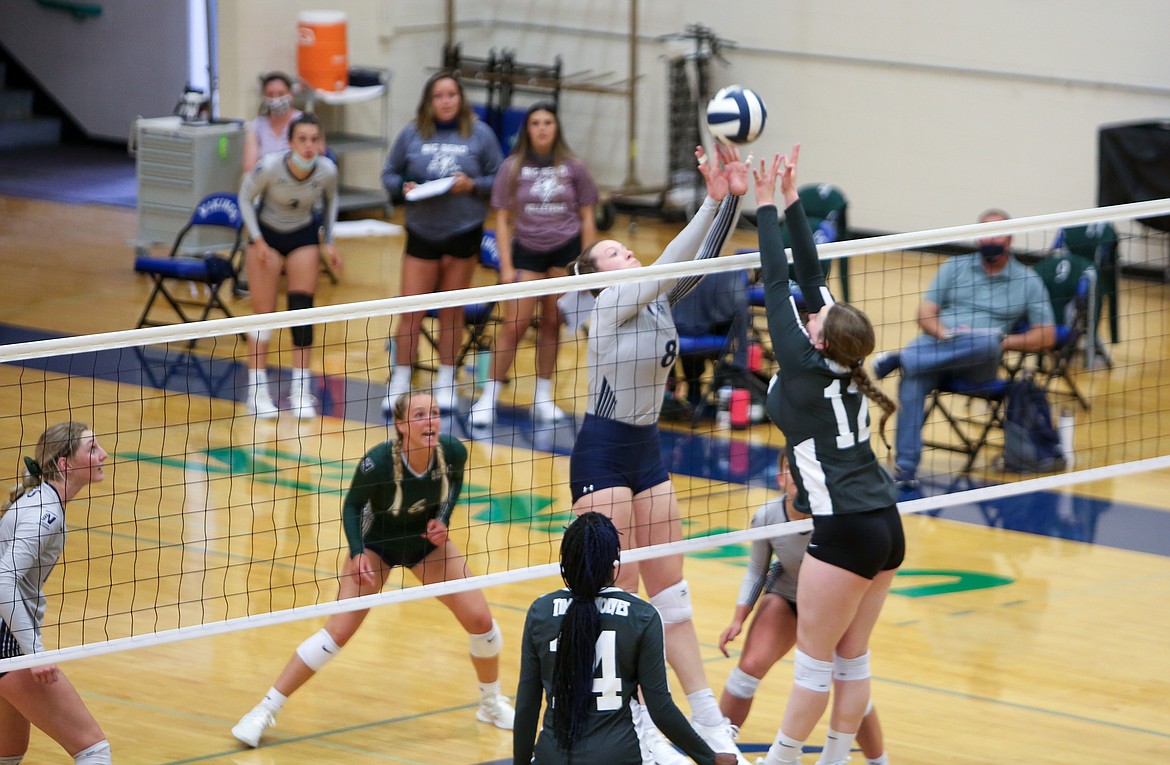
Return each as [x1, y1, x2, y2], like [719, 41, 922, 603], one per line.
[134, 193, 244, 336]
[1060, 222, 1119, 350]
[1033, 250, 1098, 409]
[746, 275, 810, 368]
[417, 230, 501, 372]
[782, 183, 850, 301]
[673, 270, 753, 426]
[921, 374, 1010, 473]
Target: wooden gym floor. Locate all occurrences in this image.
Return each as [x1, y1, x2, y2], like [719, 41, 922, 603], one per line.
[1, 195, 1168, 763]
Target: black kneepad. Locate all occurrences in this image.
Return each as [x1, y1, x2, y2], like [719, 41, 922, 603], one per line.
[288, 292, 314, 347]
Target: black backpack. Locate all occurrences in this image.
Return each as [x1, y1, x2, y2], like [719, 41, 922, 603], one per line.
[999, 375, 1066, 473]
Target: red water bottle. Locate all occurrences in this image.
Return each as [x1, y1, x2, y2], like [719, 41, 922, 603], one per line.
[730, 389, 751, 429]
[748, 343, 763, 373]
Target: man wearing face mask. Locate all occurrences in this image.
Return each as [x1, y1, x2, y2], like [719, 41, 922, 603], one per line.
[243, 72, 304, 173]
[871, 208, 1055, 488]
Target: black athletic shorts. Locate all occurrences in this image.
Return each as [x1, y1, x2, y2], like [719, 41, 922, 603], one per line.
[258, 220, 320, 256]
[365, 539, 438, 570]
[512, 235, 581, 273]
[569, 413, 669, 503]
[807, 504, 904, 579]
[405, 225, 483, 261]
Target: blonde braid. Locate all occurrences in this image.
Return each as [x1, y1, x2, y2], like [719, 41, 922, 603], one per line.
[434, 441, 450, 513]
[389, 435, 404, 514]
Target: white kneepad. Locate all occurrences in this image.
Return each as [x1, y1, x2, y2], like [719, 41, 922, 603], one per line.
[792, 649, 833, 693]
[649, 580, 693, 624]
[296, 628, 342, 672]
[724, 666, 762, 699]
[0, 756, 23, 765]
[833, 651, 871, 682]
[469, 619, 502, 658]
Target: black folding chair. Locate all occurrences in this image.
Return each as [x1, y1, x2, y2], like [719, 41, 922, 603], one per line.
[922, 375, 1010, 473]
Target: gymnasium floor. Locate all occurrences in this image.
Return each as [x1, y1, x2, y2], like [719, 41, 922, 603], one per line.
[1, 192, 1169, 763]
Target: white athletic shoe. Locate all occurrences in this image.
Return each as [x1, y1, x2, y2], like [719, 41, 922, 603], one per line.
[381, 380, 410, 417]
[288, 386, 318, 420]
[247, 386, 278, 419]
[231, 704, 276, 748]
[533, 399, 568, 423]
[641, 724, 689, 765]
[691, 716, 750, 765]
[468, 397, 496, 429]
[476, 693, 515, 730]
[433, 383, 459, 413]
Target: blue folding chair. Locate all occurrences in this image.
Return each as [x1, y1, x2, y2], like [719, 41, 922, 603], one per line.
[134, 192, 244, 333]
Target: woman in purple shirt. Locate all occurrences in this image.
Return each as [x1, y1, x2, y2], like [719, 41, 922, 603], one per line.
[469, 102, 598, 427]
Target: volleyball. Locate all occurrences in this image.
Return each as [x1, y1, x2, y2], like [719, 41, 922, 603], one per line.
[706, 85, 768, 145]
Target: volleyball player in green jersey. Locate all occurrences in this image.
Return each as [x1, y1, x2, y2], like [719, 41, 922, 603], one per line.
[514, 512, 737, 765]
[232, 392, 514, 748]
[753, 148, 903, 765]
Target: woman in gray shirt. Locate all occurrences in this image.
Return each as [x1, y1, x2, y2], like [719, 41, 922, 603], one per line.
[0, 422, 112, 763]
[238, 113, 341, 420]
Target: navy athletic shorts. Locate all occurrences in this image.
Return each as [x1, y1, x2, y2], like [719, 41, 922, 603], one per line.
[258, 220, 320, 256]
[569, 413, 669, 503]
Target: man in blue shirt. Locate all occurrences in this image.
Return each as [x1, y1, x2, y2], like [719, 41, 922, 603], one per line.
[873, 209, 1055, 488]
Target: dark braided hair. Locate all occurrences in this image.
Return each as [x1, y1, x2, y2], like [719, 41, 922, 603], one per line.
[551, 511, 621, 751]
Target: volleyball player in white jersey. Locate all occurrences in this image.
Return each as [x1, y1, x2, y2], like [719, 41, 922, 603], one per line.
[0, 422, 112, 764]
[563, 143, 749, 765]
[238, 113, 342, 420]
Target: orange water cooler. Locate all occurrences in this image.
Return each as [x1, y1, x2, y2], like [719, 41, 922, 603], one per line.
[296, 10, 348, 92]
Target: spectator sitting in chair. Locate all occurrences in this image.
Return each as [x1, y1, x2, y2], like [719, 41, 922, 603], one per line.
[670, 268, 751, 416]
[872, 208, 1055, 489]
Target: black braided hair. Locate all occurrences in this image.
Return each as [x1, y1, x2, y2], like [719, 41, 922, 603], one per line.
[551, 511, 621, 751]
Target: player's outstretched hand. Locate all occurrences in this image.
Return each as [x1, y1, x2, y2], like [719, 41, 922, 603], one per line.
[715, 142, 750, 198]
[778, 143, 801, 205]
[753, 152, 783, 208]
[697, 145, 729, 201]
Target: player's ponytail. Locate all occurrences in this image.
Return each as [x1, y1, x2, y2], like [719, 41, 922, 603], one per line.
[552, 512, 621, 751]
[2, 422, 90, 514]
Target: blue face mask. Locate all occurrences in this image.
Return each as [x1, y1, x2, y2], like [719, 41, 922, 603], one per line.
[979, 243, 1006, 262]
[289, 151, 316, 172]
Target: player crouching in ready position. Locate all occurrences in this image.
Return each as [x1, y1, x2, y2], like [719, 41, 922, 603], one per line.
[231, 392, 514, 747]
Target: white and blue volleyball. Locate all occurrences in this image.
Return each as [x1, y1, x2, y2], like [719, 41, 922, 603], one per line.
[705, 85, 767, 145]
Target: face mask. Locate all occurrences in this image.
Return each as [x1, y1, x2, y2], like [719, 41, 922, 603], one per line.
[289, 150, 316, 172]
[264, 95, 292, 116]
[979, 243, 1006, 262]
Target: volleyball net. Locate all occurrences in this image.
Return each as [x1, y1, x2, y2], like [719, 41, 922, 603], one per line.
[1, 198, 1168, 671]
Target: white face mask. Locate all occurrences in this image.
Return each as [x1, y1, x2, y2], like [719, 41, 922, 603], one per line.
[264, 95, 292, 116]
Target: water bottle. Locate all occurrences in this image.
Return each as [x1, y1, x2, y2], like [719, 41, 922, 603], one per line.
[1059, 408, 1075, 470]
[474, 348, 492, 389]
[730, 388, 751, 430]
[716, 385, 733, 429]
